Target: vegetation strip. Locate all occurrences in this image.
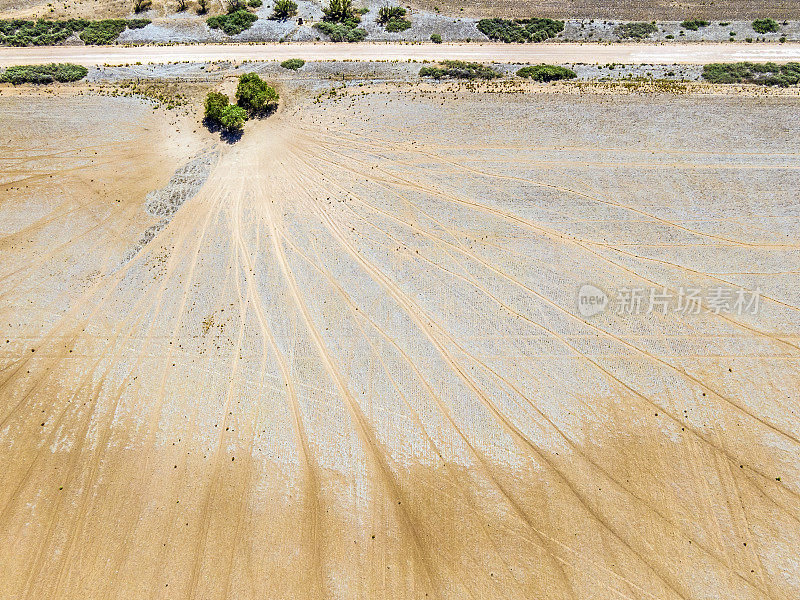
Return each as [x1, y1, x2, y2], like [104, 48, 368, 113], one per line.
[702, 61, 800, 86]
[0, 18, 150, 46]
[0, 62, 87, 83]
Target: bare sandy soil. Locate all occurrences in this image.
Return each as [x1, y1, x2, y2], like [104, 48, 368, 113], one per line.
[1, 78, 800, 599]
[4, 41, 800, 67]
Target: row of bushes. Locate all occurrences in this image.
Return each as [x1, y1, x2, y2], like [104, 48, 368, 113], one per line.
[476, 18, 564, 43]
[0, 18, 149, 46]
[419, 60, 501, 79]
[617, 18, 782, 39]
[0, 62, 88, 84]
[702, 61, 800, 86]
[204, 72, 278, 132]
[517, 64, 576, 81]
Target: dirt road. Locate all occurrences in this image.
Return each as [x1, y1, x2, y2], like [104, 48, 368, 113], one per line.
[2, 41, 800, 66]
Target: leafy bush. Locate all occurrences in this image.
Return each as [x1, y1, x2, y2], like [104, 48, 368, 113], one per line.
[133, 0, 151, 12]
[476, 18, 563, 43]
[0, 62, 88, 84]
[127, 18, 151, 28]
[314, 21, 366, 41]
[752, 18, 779, 33]
[204, 91, 229, 122]
[680, 19, 709, 31]
[419, 60, 501, 79]
[280, 58, 305, 70]
[248, 0, 262, 6]
[516, 64, 576, 82]
[236, 72, 279, 113]
[322, 0, 360, 23]
[385, 17, 411, 32]
[702, 61, 800, 86]
[272, 0, 297, 18]
[377, 5, 405, 24]
[615, 22, 657, 39]
[430, 33, 441, 43]
[207, 10, 257, 34]
[219, 104, 247, 131]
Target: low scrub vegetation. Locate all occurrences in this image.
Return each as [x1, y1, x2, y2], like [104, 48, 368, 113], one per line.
[702, 62, 800, 86]
[476, 18, 563, 43]
[314, 21, 366, 41]
[377, 6, 411, 32]
[419, 60, 501, 80]
[0, 62, 88, 84]
[615, 22, 657, 39]
[0, 18, 150, 46]
[430, 33, 441, 43]
[752, 18, 780, 33]
[280, 58, 305, 70]
[272, 0, 297, 19]
[516, 64, 576, 82]
[680, 19, 709, 31]
[207, 10, 258, 34]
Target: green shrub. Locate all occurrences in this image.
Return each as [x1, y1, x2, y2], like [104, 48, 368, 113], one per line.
[377, 5, 405, 24]
[207, 10, 257, 34]
[430, 33, 441, 43]
[236, 72, 279, 113]
[752, 18, 779, 33]
[615, 22, 657, 39]
[280, 58, 305, 70]
[476, 17, 563, 43]
[127, 18, 151, 28]
[516, 64, 576, 82]
[204, 91, 229, 122]
[322, 0, 360, 23]
[0, 62, 88, 84]
[133, 0, 151, 12]
[248, 0, 262, 6]
[385, 18, 411, 32]
[680, 19, 709, 31]
[272, 0, 297, 18]
[314, 21, 366, 41]
[80, 19, 127, 44]
[219, 104, 247, 131]
[702, 62, 800, 86]
[419, 60, 501, 79]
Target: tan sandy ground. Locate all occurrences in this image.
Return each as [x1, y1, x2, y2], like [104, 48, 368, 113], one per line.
[1, 80, 799, 599]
